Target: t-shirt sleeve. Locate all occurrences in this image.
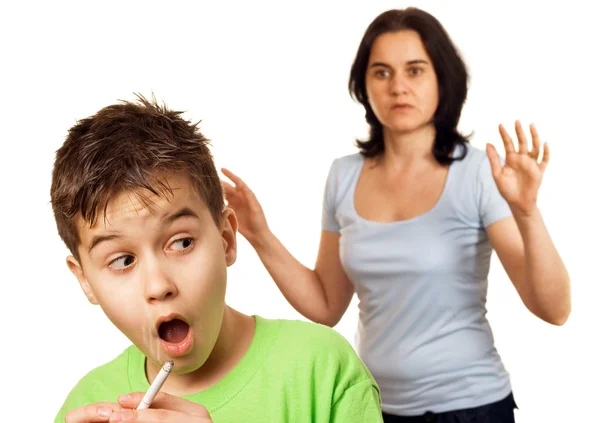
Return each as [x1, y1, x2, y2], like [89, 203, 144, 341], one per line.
[321, 158, 341, 232]
[53, 381, 98, 423]
[53, 376, 117, 423]
[53, 349, 132, 422]
[54, 406, 67, 423]
[331, 379, 383, 423]
[476, 153, 513, 228]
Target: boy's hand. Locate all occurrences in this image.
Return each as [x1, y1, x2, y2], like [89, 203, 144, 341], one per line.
[108, 392, 213, 422]
[64, 402, 122, 422]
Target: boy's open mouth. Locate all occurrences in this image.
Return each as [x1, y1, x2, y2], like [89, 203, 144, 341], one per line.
[155, 315, 194, 357]
[158, 318, 189, 343]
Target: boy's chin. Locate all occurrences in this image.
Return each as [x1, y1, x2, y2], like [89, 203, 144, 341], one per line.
[144, 348, 209, 375]
[167, 351, 213, 375]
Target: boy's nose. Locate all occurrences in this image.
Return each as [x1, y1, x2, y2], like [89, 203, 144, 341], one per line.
[143, 264, 178, 302]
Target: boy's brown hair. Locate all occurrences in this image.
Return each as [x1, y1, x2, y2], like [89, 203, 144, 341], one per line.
[51, 94, 224, 261]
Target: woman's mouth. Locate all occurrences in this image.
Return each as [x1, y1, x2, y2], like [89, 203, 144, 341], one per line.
[392, 103, 414, 111]
[156, 316, 194, 357]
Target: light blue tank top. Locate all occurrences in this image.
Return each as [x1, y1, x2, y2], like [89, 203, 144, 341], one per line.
[322, 144, 513, 415]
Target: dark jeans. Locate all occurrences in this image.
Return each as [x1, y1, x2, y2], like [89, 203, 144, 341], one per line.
[382, 393, 517, 423]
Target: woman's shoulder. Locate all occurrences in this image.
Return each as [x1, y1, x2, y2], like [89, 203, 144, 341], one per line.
[451, 143, 494, 182]
[324, 152, 364, 194]
[330, 152, 364, 173]
[455, 143, 488, 166]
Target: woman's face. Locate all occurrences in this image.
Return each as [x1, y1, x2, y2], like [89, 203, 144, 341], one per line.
[365, 30, 439, 135]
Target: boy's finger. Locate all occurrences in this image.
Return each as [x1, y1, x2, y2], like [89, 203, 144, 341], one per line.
[110, 408, 212, 422]
[65, 402, 121, 423]
[119, 392, 210, 417]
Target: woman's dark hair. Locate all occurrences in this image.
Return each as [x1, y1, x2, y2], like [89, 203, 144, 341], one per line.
[349, 8, 470, 164]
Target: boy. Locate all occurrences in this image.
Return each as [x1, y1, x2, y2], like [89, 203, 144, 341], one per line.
[52, 94, 383, 423]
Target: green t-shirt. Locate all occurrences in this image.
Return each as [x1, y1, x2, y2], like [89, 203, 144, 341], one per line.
[55, 316, 383, 422]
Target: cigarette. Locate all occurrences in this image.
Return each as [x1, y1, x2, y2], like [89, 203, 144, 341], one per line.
[136, 360, 174, 410]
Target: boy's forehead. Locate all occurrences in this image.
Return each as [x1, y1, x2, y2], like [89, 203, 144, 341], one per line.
[78, 174, 205, 232]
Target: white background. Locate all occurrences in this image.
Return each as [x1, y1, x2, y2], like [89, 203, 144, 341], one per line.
[1, 1, 598, 421]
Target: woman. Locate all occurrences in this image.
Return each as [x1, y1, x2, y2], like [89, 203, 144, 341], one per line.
[221, 8, 570, 422]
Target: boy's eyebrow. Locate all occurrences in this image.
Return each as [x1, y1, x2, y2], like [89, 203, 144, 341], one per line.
[87, 208, 200, 254]
[162, 207, 200, 225]
[88, 234, 121, 254]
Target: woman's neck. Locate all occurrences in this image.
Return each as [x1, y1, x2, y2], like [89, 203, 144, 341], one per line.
[378, 124, 438, 171]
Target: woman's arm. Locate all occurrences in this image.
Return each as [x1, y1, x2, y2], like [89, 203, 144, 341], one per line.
[486, 121, 571, 325]
[252, 229, 355, 327]
[221, 168, 354, 327]
[487, 212, 570, 325]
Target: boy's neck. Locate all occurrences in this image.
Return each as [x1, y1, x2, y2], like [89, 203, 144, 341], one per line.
[148, 306, 256, 396]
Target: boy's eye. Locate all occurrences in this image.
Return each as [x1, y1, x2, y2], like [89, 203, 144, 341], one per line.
[170, 238, 194, 251]
[109, 255, 135, 270]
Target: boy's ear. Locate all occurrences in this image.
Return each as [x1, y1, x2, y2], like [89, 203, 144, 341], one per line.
[66, 256, 99, 305]
[221, 208, 238, 266]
